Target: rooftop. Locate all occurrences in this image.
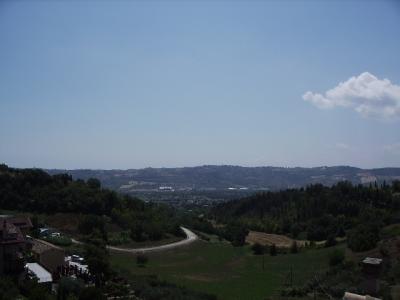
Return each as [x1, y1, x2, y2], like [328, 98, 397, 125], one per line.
[362, 257, 383, 265]
[32, 239, 63, 254]
[343, 292, 381, 300]
[25, 263, 52, 283]
[0, 219, 25, 245]
[0, 215, 32, 228]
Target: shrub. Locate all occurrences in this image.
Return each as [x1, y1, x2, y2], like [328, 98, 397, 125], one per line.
[325, 235, 337, 247]
[136, 254, 149, 267]
[348, 224, 380, 252]
[329, 249, 345, 266]
[79, 287, 106, 300]
[43, 235, 72, 246]
[251, 243, 265, 255]
[269, 243, 277, 256]
[290, 241, 298, 253]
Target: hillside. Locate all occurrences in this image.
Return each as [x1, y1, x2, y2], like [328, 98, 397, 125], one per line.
[47, 165, 400, 193]
[0, 164, 183, 244]
[211, 181, 400, 245]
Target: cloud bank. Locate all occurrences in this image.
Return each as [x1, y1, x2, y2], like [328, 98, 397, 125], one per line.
[303, 72, 400, 120]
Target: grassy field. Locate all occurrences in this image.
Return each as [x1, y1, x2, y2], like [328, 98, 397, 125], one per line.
[111, 239, 344, 300]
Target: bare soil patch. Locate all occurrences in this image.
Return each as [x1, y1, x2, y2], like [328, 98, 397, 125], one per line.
[246, 231, 307, 248]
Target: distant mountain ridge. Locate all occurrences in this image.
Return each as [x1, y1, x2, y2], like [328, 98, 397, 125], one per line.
[46, 165, 400, 193]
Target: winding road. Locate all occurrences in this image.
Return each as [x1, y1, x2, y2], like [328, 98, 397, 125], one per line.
[72, 227, 197, 253]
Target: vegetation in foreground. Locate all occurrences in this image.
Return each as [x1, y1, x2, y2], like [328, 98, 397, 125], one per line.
[111, 239, 341, 300]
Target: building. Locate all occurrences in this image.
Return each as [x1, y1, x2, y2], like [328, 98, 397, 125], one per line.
[359, 256, 383, 295]
[32, 239, 65, 274]
[362, 257, 383, 275]
[5, 216, 33, 235]
[26, 262, 52, 283]
[0, 216, 32, 276]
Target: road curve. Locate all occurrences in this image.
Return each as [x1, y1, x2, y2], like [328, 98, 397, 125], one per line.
[72, 227, 197, 253]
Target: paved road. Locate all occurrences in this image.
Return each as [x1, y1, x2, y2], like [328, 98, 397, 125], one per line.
[72, 227, 197, 253]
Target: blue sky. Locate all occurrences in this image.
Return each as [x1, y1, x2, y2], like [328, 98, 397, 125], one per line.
[1, 0, 399, 169]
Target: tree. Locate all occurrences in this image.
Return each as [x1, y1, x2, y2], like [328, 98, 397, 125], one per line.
[145, 222, 164, 241]
[393, 180, 400, 193]
[79, 287, 106, 300]
[270, 243, 277, 256]
[290, 241, 298, 253]
[136, 254, 149, 267]
[0, 277, 19, 300]
[84, 242, 111, 287]
[78, 215, 107, 240]
[130, 222, 145, 242]
[329, 249, 345, 266]
[290, 223, 302, 239]
[348, 223, 380, 252]
[325, 235, 337, 247]
[223, 222, 249, 246]
[30, 214, 40, 238]
[20, 278, 51, 300]
[57, 277, 83, 300]
[251, 243, 265, 255]
[87, 178, 101, 189]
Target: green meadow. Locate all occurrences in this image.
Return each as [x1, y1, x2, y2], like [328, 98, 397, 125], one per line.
[111, 240, 343, 300]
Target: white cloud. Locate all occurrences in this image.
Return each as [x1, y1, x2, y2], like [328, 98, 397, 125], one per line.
[303, 72, 400, 120]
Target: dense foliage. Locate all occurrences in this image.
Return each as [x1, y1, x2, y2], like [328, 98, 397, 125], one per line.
[212, 181, 400, 250]
[0, 164, 181, 242]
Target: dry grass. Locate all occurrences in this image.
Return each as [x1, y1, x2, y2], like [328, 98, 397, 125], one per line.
[246, 231, 307, 248]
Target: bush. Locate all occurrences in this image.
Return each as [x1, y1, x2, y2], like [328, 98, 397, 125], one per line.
[108, 231, 130, 246]
[329, 249, 345, 266]
[280, 286, 307, 297]
[290, 241, 298, 253]
[0, 277, 19, 300]
[251, 243, 265, 255]
[79, 287, 106, 300]
[57, 277, 83, 300]
[221, 223, 249, 246]
[325, 235, 337, 247]
[348, 224, 380, 252]
[136, 254, 149, 267]
[43, 235, 72, 246]
[269, 244, 277, 256]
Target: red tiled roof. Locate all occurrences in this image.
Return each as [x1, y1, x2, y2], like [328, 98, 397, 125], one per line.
[6, 216, 33, 229]
[0, 217, 29, 245]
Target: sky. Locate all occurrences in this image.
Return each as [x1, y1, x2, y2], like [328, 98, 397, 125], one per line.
[0, 0, 399, 169]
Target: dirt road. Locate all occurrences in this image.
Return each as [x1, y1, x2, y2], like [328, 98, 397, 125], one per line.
[72, 227, 197, 253]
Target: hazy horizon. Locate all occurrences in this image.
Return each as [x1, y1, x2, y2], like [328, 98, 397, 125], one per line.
[1, 1, 399, 169]
[4, 162, 400, 171]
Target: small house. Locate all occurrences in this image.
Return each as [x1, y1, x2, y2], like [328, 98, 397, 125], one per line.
[32, 239, 65, 274]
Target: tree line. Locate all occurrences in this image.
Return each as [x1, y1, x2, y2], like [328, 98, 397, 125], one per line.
[0, 164, 182, 243]
[211, 181, 400, 251]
